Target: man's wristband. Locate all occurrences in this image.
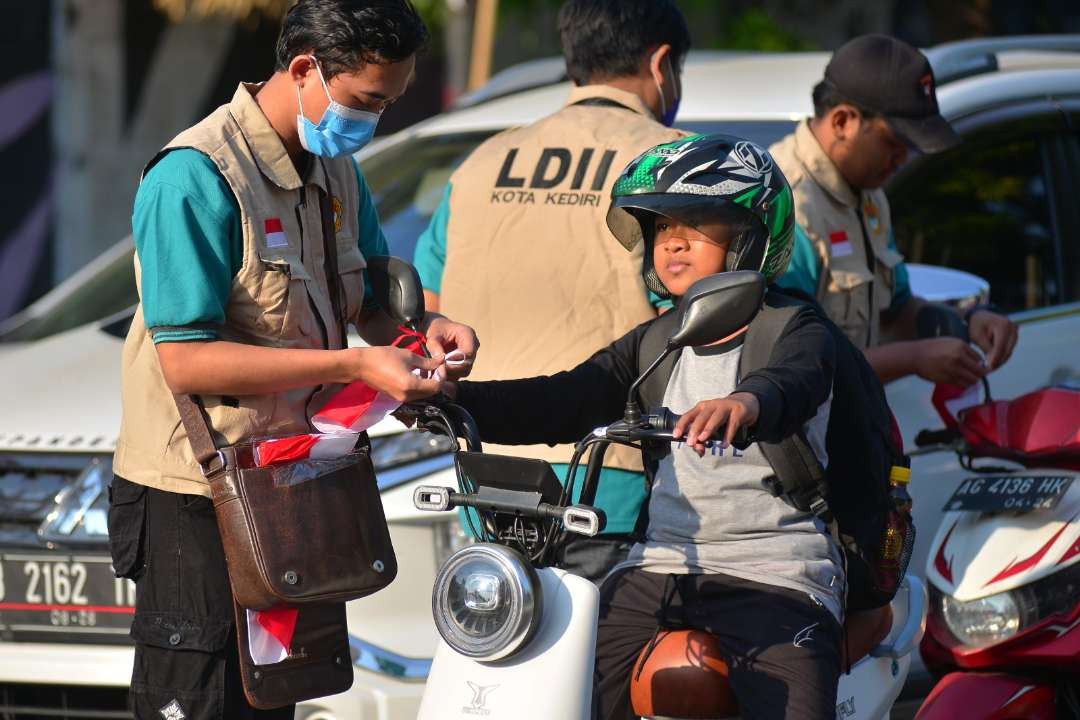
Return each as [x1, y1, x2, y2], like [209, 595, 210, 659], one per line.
[963, 303, 1000, 324]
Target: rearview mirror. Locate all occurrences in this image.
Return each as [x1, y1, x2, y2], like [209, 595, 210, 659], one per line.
[366, 256, 426, 328]
[667, 271, 766, 350]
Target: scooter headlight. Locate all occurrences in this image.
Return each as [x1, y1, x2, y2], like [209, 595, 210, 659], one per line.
[939, 591, 1022, 648]
[432, 544, 542, 661]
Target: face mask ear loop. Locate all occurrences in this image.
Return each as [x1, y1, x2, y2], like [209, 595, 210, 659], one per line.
[654, 55, 667, 122]
[666, 56, 680, 108]
[295, 83, 306, 120]
[310, 56, 334, 101]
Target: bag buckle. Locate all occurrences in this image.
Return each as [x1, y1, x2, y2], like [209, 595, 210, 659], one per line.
[199, 450, 227, 477]
[809, 495, 832, 521]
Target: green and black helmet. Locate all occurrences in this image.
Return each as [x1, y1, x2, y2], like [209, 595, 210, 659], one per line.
[606, 133, 796, 297]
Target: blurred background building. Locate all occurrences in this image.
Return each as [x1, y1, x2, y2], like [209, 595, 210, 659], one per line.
[1, 0, 1078, 321]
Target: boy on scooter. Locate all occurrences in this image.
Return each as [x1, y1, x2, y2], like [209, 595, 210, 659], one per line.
[452, 134, 843, 719]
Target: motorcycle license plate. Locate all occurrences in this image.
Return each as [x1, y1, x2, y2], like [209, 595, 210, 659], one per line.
[943, 475, 1074, 513]
[0, 553, 135, 643]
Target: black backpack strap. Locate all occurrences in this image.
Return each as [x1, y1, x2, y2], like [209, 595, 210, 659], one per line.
[636, 310, 681, 411]
[740, 293, 834, 522]
[628, 311, 681, 542]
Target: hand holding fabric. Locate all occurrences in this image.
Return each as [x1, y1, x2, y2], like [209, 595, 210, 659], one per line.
[967, 310, 1018, 371]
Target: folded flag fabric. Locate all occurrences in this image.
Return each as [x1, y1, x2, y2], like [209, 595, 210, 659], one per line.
[247, 606, 299, 665]
[253, 431, 361, 467]
[311, 327, 432, 434]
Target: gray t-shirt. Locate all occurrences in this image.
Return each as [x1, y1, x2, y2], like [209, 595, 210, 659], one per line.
[615, 341, 844, 621]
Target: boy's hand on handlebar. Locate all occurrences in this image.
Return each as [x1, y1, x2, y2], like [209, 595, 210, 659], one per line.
[673, 392, 760, 457]
[913, 337, 986, 388]
[343, 346, 444, 401]
[968, 310, 1018, 371]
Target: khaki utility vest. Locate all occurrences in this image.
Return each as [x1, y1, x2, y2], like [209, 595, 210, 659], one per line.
[440, 85, 685, 470]
[770, 120, 902, 348]
[114, 83, 367, 497]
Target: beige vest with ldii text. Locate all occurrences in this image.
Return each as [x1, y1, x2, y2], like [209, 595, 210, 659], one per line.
[440, 85, 686, 470]
[770, 120, 902, 348]
[113, 83, 367, 497]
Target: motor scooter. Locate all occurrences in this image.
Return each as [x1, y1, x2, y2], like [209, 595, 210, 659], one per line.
[380, 267, 925, 720]
[912, 377, 1080, 720]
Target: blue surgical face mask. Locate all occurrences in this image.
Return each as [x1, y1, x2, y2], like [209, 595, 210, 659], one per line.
[655, 55, 681, 127]
[296, 57, 381, 157]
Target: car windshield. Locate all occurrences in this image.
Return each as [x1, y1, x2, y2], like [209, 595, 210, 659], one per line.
[0, 119, 796, 342]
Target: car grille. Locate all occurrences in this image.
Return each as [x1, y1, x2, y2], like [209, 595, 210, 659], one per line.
[0, 683, 131, 719]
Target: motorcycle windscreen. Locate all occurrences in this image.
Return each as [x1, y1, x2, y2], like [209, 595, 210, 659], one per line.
[960, 386, 1080, 462]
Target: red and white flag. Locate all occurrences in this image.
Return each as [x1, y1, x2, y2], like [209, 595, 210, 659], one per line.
[253, 328, 466, 466]
[246, 606, 299, 665]
[254, 432, 360, 467]
[264, 218, 288, 249]
[829, 230, 853, 258]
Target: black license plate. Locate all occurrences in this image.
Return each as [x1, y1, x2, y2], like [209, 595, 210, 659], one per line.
[943, 475, 1074, 513]
[0, 553, 134, 643]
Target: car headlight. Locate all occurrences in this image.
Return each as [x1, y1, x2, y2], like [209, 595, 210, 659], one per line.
[38, 457, 112, 543]
[940, 591, 1023, 648]
[432, 544, 542, 662]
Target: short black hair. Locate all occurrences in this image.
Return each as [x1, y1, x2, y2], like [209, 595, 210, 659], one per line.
[812, 79, 880, 119]
[275, 0, 428, 79]
[557, 0, 691, 86]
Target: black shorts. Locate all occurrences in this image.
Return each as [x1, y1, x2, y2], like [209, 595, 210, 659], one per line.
[557, 534, 636, 585]
[107, 475, 294, 720]
[593, 568, 842, 720]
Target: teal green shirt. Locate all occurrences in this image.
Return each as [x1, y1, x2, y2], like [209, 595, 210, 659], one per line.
[777, 223, 912, 312]
[462, 463, 646, 539]
[132, 149, 388, 343]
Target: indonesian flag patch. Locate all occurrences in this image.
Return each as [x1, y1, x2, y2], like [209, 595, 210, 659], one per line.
[829, 230, 853, 258]
[264, 218, 288, 249]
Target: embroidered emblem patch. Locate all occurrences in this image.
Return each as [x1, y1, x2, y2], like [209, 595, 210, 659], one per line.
[863, 198, 882, 235]
[829, 230, 853, 258]
[264, 218, 288, 248]
[331, 196, 343, 234]
[159, 698, 187, 720]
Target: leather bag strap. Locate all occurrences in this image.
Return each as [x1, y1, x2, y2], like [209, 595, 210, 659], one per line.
[173, 392, 225, 477]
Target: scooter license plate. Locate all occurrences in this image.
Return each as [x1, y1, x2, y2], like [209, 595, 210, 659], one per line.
[943, 475, 1074, 512]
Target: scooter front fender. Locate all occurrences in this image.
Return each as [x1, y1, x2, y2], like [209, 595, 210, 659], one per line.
[418, 566, 599, 720]
[914, 672, 1056, 720]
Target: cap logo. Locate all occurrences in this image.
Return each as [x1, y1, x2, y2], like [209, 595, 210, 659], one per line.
[732, 141, 773, 178]
[919, 73, 933, 98]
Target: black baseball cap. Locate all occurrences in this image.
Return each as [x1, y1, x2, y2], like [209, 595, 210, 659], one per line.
[823, 34, 960, 154]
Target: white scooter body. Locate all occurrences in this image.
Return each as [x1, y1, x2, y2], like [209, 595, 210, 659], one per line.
[418, 558, 926, 720]
[420, 567, 599, 719]
[925, 469, 1080, 601]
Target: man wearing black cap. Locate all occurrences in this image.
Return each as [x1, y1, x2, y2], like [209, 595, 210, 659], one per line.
[772, 34, 1017, 387]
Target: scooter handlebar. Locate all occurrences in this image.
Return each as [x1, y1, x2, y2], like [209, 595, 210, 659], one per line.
[411, 485, 606, 536]
[603, 407, 750, 446]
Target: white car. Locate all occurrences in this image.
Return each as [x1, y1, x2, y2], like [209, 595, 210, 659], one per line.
[1, 37, 1079, 718]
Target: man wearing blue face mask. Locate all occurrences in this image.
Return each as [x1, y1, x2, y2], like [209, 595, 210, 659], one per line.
[110, 1, 478, 717]
[413, 0, 690, 585]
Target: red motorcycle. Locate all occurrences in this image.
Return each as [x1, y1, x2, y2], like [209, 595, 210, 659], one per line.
[913, 381, 1080, 719]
